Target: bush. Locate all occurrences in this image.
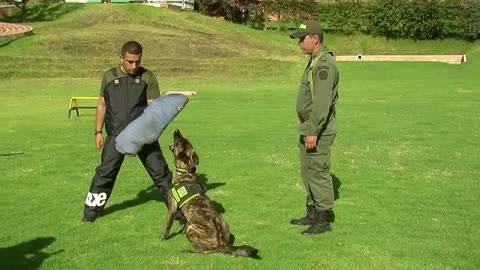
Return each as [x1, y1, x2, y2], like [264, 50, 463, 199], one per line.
[367, 0, 458, 40]
[327, 1, 368, 34]
[458, 0, 480, 40]
[223, 0, 479, 40]
[261, 0, 317, 24]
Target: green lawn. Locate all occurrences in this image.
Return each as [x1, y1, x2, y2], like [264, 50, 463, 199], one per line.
[1, 3, 480, 270]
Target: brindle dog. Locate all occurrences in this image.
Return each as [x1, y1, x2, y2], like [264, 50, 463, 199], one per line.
[163, 129, 258, 258]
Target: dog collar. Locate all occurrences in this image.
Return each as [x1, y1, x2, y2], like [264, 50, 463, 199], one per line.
[174, 166, 198, 174]
[175, 167, 188, 173]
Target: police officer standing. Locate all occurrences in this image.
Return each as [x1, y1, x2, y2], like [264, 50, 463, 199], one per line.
[289, 21, 339, 235]
[82, 41, 172, 222]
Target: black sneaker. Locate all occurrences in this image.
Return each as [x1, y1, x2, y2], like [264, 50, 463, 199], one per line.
[82, 215, 97, 223]
[82, 210, 102, 223]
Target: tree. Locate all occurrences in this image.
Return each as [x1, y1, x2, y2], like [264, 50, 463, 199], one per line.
[8, 0, 29, 22]
[195, 0, 261, 24]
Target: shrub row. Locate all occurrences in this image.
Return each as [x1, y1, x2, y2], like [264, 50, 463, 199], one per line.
[255, 0, 479, 40]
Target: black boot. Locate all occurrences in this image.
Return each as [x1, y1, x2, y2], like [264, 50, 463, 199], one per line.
[301, 209, 333, 235]
[290, 205, 316, 226]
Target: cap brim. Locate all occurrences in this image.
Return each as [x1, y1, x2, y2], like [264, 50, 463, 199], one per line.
[290, 31, 309, 39]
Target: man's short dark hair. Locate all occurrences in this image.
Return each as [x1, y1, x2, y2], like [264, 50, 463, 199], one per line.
[121, 41, 143, 56]
[309, 33, 324, 43]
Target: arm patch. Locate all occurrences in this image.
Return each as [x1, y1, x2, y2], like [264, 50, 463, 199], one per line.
[319, 70, 329, 80]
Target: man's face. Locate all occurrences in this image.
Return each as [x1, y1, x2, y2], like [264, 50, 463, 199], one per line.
[121, 52, 142, 75]
[298, 34, 317, 55]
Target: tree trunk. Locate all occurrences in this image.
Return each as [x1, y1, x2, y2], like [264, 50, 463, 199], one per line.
[13, 0, 28, 22]
[21, 2, 27, 22]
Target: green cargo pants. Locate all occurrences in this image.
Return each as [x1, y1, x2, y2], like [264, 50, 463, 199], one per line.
[299, 134, 336, 211]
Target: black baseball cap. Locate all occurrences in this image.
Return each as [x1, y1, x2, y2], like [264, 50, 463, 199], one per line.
[290, 20, 323, 39]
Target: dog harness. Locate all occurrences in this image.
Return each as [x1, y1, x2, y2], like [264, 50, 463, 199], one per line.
[170, 182, 203, 208]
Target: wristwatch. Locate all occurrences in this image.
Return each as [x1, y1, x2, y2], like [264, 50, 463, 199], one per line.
[94, 130, 102, 135]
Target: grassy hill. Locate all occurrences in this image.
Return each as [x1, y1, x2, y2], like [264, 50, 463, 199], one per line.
[1, 3, 479, 80]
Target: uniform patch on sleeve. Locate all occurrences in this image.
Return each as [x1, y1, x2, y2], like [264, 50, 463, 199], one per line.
[319, 70, 329, 80]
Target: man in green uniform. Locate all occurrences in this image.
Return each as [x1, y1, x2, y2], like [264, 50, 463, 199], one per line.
[82, 41, 173, 222]
[289, 21, 339, 235]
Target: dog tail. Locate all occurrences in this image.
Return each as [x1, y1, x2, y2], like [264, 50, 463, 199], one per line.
[228, 245, 259, 259]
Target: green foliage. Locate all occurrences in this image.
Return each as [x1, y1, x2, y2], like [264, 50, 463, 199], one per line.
[318, 2, 368, 34]
[252, 0, 479, 40]
[458, 0, 480, 40]
[261, 0, 317, 24]
[194, 0, 259, 23]
[348, 0, 479, 40]
[7, 0, 28, 22]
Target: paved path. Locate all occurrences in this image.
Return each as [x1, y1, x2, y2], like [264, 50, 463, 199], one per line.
[336, 54, 466, 64]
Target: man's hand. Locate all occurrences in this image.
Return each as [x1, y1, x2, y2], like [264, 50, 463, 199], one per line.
[305, 135, 317, 150]
[95, 134, 104, 150]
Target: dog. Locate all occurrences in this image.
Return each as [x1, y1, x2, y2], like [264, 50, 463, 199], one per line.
[162, 129, 258, 258]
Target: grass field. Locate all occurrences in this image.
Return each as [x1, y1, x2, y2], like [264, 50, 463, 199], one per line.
[1, 3, 480, 270]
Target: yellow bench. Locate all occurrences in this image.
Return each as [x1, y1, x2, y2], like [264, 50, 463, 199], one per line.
[68, 96, 99, 118]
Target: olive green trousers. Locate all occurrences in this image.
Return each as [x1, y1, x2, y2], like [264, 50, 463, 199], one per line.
[299, 134, 336, 210]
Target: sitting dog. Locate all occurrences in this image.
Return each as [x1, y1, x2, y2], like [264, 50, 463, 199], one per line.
[162, 129, 258, 258]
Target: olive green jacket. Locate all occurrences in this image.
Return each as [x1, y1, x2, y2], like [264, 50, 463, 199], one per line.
[296, 47, 339, 136]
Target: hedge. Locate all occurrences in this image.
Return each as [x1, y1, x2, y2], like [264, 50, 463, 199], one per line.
[255, 0, 479, 40]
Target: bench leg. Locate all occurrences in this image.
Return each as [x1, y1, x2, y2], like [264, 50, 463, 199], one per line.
[68, 98, 73, 118]
[73, 99, 80, 117]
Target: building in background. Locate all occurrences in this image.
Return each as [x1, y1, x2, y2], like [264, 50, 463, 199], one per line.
[144, 0, 194, 10]
[63, 0, 194, 11]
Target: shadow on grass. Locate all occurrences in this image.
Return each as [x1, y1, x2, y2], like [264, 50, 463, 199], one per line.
[332, 173, 341, 201]
[4, 3, 84, 23]
[0, 39, 17, 48]
[0, 237, 63, 270]
[103, 173, 226, 217]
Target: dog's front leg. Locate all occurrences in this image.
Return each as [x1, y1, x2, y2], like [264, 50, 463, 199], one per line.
[182, 221, 189, 234]
[162, 195, 177, 240]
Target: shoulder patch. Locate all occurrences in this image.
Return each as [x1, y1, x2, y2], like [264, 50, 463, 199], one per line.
[319, 70, 329, 80]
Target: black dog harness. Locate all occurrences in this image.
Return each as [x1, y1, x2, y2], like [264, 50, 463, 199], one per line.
[170, 182, 204, 208]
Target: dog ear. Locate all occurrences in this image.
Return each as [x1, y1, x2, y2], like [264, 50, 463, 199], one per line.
[174, 129, 183, 139]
